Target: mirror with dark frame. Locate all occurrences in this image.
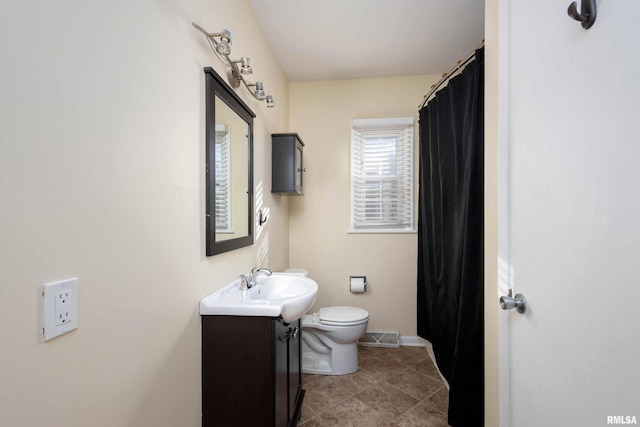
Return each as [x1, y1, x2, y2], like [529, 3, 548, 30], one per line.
[205, 67, 255, 256]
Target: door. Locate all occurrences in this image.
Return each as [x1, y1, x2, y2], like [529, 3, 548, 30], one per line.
[295, 141, 303, 193]
[499, 1, 640, 425]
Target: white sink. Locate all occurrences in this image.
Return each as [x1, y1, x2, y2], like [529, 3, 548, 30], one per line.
[200, 273, 318, 323]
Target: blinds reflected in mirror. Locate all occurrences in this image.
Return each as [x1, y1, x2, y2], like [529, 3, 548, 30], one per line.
[215, 124, 231, 232]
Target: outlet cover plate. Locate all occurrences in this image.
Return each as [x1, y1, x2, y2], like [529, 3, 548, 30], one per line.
[43, 277, 78, 341]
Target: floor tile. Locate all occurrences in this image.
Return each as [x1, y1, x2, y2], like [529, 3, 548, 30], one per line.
[354, 384, 419, 420]
[300, 346, 451, 427]
[299, 400, 318, 424]
[380, 367, 445, 401]
[303, 375, 353, 414]
[330, 367, 386, 395]
[315, 396, 393, 427]
[391, 401, 449, 427]
[424, 387, 449, 415]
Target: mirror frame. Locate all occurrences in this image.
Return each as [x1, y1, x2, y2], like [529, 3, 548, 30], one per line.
[204, 67, 255, 256]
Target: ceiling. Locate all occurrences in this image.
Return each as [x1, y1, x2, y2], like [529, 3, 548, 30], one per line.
[248, 0, 485, 82]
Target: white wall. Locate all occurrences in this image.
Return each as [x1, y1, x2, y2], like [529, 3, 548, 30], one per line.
[0, 0, 289, 425]
[288, 75, 439, 336]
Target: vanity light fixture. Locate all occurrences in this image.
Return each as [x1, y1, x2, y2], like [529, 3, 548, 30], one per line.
[193, 23, 275, 108]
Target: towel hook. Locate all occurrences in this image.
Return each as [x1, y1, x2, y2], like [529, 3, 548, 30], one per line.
[567, 0, 597, 29]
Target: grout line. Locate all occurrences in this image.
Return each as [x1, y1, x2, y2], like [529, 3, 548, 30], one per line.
[421, 400, 448, 417]
[311, 385, 357, 417]
[405, 364, 447, 384]
[423, 385, 445, 400]
[389, 398, 424, 424]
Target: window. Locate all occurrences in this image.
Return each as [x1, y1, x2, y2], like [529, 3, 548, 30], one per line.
[350, 117, 414, 232]
[215, 124, 232, 233]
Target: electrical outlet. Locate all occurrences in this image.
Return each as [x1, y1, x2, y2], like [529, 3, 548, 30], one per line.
[43, 277, 78, 341]
[55, 290, 71, 326]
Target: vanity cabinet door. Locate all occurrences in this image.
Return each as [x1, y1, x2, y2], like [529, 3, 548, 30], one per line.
[288, 320, 303, 425]
[275, 318, 304, 427]
[201, 316, 273, 427]
[272, 133, 305, 195]
[274, 319, 290, 427]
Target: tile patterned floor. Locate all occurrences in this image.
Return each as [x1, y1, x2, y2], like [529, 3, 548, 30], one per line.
[299, 346, 450, 427]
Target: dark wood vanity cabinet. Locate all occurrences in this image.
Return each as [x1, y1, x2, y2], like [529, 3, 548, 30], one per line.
[272, 133, 305, 195]
[202, 315, 304, 427]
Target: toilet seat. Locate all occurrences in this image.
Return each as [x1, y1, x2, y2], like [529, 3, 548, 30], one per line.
[318, 306, 369, 326]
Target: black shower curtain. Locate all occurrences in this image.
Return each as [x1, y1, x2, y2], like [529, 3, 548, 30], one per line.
[417, 47, 484, 426]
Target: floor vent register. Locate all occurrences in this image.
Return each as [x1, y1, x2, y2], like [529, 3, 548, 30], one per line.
[358, 331, 399, 348]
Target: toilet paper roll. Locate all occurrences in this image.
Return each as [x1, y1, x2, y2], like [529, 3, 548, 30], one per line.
[350, 276, 367, 293]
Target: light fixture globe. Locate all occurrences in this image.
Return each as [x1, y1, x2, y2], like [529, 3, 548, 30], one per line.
[216, 42, 231, 56]
[214, 29, 232, 55]
[220, 29, 232, 44]
[254, 81, 265, 97]
[266, 95, 274, 108]
[240, 57, 253, 75]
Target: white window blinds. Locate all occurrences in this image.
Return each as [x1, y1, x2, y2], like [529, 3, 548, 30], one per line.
[350, 118, 414, 232]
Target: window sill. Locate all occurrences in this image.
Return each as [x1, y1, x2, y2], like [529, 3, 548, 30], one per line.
[348, 229, 416, 235]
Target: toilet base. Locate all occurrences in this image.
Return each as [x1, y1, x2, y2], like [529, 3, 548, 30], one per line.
[301, 353, 332, 374]
[302, 342, 359, 375]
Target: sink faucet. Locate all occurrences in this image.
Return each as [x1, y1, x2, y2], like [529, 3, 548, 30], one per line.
[238, 274, 250, 291]
[248, 267, 272, 289]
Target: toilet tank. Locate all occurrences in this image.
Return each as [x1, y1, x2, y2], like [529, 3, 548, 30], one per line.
[284, 268, 309, 276]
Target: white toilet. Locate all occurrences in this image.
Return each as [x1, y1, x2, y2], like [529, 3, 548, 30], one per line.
[283, 269, 369, 375]
[301, 306, 369, 375]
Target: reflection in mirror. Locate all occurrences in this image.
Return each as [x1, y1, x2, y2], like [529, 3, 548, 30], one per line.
[205, 67, 255, 256]
[214, 96, 249, 241]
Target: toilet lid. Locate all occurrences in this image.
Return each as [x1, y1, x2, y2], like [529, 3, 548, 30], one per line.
[318, 306, 369, 326]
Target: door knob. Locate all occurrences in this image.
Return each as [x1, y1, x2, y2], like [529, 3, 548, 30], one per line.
[500, 293, 527, 314]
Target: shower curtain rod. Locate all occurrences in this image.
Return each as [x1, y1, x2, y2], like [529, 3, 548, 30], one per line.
[419, 40, 485, 109]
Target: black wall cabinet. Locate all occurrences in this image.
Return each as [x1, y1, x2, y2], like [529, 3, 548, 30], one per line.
[272, 133, 305, 195]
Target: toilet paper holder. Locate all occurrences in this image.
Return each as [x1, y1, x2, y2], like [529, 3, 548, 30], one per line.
[349, 275, 367, 293]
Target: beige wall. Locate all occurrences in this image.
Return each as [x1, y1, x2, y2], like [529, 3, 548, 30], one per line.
[288, 75, 439, 336]
[0, 0, 289, 425]
[485, 0, 504, 424]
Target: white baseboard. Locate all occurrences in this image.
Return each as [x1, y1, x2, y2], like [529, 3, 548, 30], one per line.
[398, 335, 428, 347]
